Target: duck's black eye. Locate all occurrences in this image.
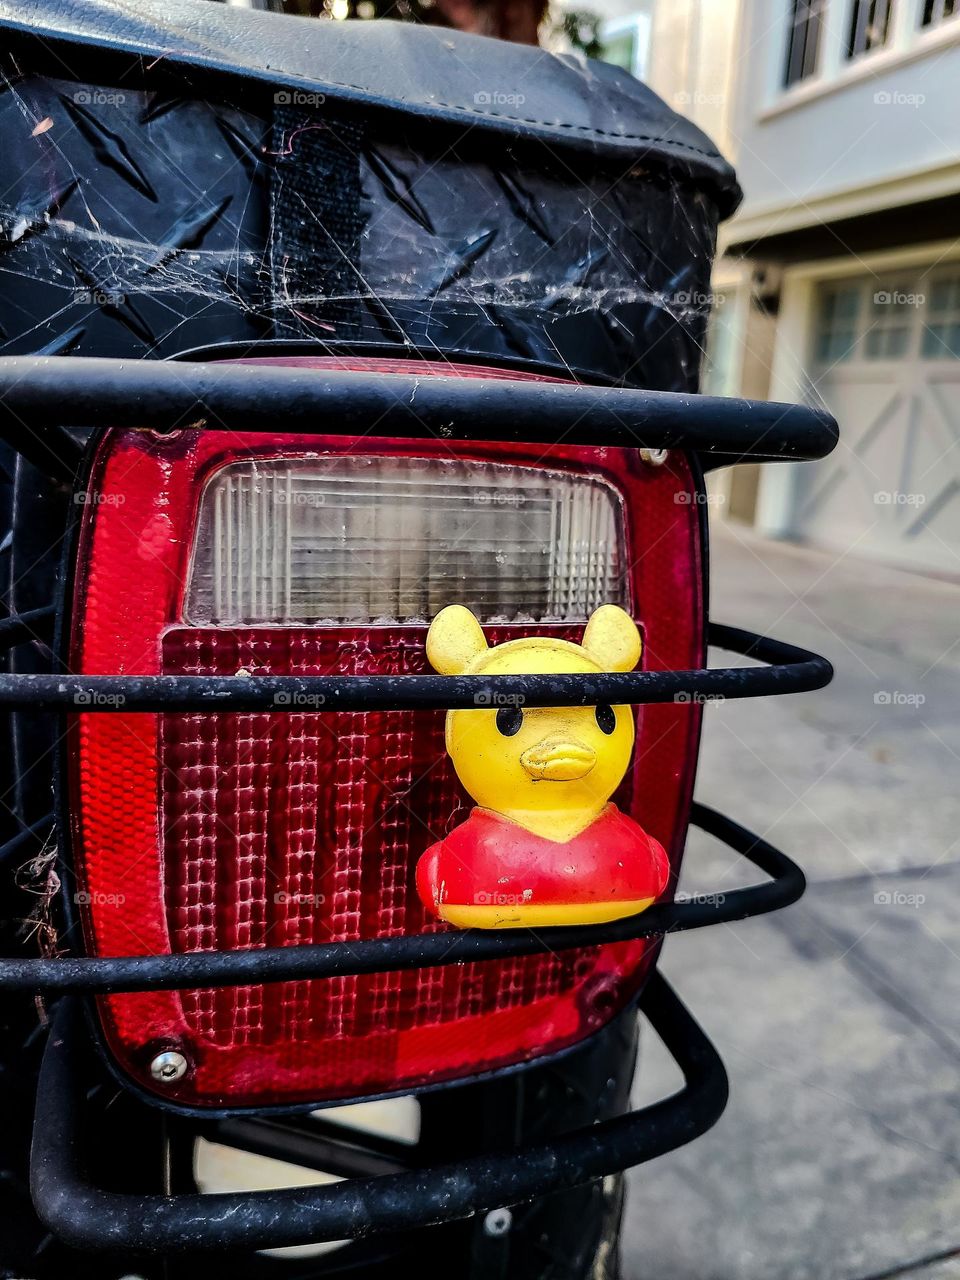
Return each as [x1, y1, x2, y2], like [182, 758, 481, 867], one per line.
[496, 706, 523, 737]
[595, 704, 616, 735]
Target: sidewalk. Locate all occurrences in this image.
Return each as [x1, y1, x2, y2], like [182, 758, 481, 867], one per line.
[623, 524, 960, 1280]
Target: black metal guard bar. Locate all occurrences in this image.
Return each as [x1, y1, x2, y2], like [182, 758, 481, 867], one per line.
[0, 417, 82, 483]
[30, 970, 728, 1254]
[207, 1116, 414, 1179]
[0, 357, 838, 463]
[0, 804, 803, 993]
[0, 624, 832, 712]
[0, 605, 57, 651]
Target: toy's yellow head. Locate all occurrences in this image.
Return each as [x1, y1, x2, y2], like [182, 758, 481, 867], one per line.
[426, 605, 641, 837]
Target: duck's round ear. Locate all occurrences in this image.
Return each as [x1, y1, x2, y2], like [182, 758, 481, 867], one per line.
[426, 605, 489, 675]
[582, 605, 642, 672]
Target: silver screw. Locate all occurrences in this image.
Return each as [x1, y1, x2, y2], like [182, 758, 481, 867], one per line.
[149, 1050, 188, 1084]
[639, 448, 669, 467]
[483, 1208, 512, 1237]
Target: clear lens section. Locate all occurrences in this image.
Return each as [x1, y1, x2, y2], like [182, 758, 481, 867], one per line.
[185, 455, 627, 625]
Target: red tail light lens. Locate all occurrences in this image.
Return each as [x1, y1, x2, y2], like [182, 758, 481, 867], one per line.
[70, 360, 705, 1109]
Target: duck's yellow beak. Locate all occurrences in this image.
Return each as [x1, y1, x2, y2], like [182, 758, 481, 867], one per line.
[520, 737, 597, 781]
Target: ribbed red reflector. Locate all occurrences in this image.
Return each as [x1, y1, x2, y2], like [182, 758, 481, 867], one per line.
[69, 363, 704, 1109]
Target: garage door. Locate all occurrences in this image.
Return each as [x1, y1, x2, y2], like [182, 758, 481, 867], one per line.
[794, 266, 960, 576]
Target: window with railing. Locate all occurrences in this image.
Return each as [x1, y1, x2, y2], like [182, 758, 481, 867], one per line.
[783, 0, 827, 86]
[921, 0, 958, 28]
[847, 0, 893, 56]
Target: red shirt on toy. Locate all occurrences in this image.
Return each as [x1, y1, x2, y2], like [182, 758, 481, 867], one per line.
[417, 804, 669, 929]
[415, 604, 671, 930]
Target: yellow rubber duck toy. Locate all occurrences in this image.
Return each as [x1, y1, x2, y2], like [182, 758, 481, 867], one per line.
[416, 604, 670, 929]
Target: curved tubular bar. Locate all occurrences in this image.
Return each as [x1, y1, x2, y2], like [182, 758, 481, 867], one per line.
[0, 605, 57, 651]
[0, 623, 832, 712]
[0, 357, 838, 464]
[0, 417, 81, 483]
[30, 971, 728, 1254]
[0, 805, 804, 993]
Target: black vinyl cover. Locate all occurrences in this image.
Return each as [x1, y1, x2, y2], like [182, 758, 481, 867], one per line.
[0, 0, 740, 203]
[0, 0, 741, 388]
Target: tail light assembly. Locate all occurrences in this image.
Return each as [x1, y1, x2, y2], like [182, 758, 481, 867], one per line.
[0, 354, 836, 1251]
[69, 359, 706, 1110]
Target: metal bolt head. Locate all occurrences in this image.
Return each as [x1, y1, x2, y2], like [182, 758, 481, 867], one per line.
[149, 1050, 188, 1084]
[483, 1208, 512, 1237]
[639, 447, 669, 467]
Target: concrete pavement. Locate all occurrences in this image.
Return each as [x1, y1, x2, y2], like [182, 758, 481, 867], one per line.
[623, 523, 960, 1280]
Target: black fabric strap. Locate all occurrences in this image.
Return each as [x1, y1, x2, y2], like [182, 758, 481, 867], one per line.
[270, 105, 364, 341]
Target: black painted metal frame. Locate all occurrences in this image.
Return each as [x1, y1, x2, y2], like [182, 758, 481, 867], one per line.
[0, 622, 829, 711]
[32, 971, 727, 1254]
[0, 356, 838, 471]
[0, 803, 804, 993]
[0, 358, 836, 1255]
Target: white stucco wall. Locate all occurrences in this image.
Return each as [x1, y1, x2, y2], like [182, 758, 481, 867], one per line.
[644, 0, 743, 161]
[726, 0, 960, 238]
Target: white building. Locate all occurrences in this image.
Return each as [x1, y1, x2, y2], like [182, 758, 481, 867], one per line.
[725, 0, 960, 577]
[585, 0, 960, 575]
